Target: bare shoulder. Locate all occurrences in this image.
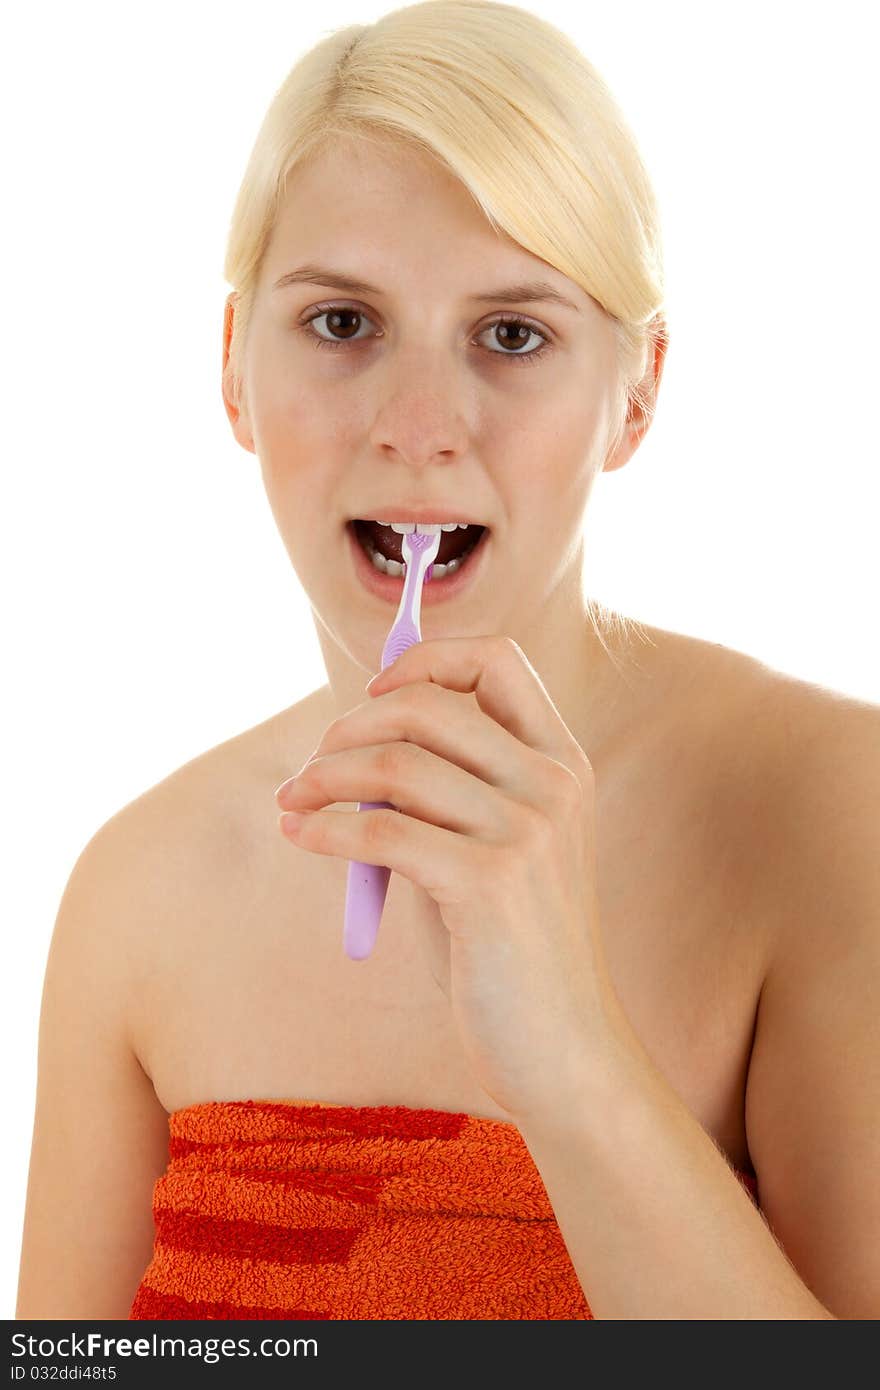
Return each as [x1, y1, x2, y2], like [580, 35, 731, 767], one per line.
[95, 690, 329, 1064]
[632, 623, 878, 935]
[649, 622, 879, 779]
[731, 662, 880, 1318]
[691, 633, 880, 915]
[106, 688, 327, 875]
[727, 650, 880, 913]
[739, 644, 880, 760]
[18, 694, 329, 1318]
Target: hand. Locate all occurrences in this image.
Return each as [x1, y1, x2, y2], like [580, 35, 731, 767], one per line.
[274, 635, 625, 1128]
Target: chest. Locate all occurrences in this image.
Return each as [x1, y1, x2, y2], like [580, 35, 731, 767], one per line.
[141, 729, 770, 1175]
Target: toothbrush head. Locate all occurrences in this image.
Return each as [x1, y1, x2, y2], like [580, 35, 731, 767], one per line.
[402, 528, 441, 555]
[381, 527, 442, 665]
[401, 527, 441, 580]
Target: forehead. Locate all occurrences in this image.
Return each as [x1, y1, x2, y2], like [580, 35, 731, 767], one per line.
[282, 133, 481, 220]
[264, 134, 594, 312]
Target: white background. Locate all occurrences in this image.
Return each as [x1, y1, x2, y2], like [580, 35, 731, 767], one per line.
[3, 0, 878, 1313]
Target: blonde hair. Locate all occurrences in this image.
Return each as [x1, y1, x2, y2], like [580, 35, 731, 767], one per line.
[223, 0, 667, 661]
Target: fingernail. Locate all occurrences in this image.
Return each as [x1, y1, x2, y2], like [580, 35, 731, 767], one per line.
[275, 750, 321, 800]
[280, 811, 309, 834]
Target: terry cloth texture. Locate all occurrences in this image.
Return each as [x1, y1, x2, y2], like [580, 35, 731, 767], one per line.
[129, 1097, 760, 1321]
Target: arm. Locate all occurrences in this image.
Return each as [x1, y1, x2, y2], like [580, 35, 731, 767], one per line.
[16, 815, 171, 1320]
[518, 1007, 837, 1319]
[516, 696, 880, 1320]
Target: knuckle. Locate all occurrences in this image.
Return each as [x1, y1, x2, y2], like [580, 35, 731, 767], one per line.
[389, 680, 435, 730]
[529, 804, 557, 850]
[475, 840, 515, 895]
[510, 799, 553, 852]
[474, 841, 506, 893]
[406, 679, 436, 705]
[363, 807, 398, 850]
[418, 680, 449, 718]
[375, 741, 416, 778]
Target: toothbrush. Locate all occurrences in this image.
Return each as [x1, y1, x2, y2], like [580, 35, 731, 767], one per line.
[343, 526, 442, 960]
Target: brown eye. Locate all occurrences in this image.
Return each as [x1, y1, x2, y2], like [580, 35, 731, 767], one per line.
[305, 307, 374, 343]
[478, 318, 548, 357]
[298, 304, 552, 367]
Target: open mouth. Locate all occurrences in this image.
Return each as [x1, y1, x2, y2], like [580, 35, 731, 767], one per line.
[350, 519, 488, 580]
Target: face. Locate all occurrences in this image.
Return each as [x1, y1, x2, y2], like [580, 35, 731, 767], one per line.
[223, 135, 640, 672]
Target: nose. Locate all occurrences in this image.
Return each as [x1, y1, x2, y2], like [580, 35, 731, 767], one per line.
[367, 347, 470, 468]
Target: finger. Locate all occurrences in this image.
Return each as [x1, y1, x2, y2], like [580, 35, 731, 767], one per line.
[309, 682, 551, 809]
[367, 635, 591, 778]
[278, 741, 519, 843]
[279, 802, 489, 911]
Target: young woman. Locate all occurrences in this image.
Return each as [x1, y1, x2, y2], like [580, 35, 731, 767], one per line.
[17, 0, 878, 1320]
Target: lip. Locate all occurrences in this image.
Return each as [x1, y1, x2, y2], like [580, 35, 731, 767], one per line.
[346, 520, 490, 606]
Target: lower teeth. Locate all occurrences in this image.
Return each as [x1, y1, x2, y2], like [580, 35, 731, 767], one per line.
[362, 535, 480, 579]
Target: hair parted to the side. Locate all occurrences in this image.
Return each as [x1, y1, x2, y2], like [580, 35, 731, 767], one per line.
[222, 0, 668, 659]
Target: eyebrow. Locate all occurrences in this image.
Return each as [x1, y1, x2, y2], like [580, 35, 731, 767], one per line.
[271, 263, 581, 312]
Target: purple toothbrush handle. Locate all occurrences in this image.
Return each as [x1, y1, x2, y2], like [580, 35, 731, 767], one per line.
[343, 811, 394, 960]
[342, 538, 437, 960]
[382, 618, 421, 663]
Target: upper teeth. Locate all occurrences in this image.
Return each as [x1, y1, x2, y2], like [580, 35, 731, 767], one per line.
[373, 520, 472, 532]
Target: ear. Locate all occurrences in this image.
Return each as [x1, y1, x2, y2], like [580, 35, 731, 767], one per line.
[221, 293, 256, 454]
[603, 314, 669, 474]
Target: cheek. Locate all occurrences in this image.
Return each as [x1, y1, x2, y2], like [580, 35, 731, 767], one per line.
[247, 328, 353, 448]
[271, 378, 371, 460]
[500, 386, 601, 491]
[250, 395, 355, 504]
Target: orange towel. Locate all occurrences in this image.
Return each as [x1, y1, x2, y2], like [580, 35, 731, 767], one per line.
[129, 1098, 759, 1321]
